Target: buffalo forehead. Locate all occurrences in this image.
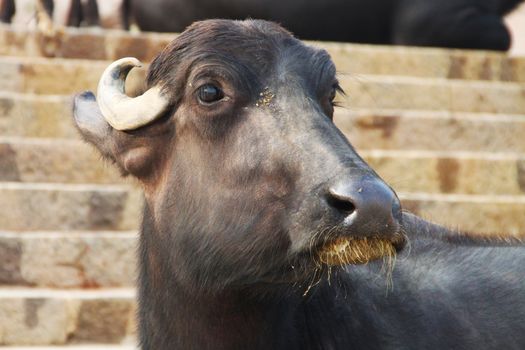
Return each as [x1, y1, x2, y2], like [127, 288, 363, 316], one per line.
[148, 19, 336, 95]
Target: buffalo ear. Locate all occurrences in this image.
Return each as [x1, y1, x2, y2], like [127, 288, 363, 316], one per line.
[73, 91, 173, 180]
[73, 91, 117, 164]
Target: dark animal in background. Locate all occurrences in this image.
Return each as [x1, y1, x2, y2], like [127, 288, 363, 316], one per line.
[0, 0, 15, 23]
[129, 0, 525, 50]
[2, 0, 522, 50]
[74, 19, 525, 349]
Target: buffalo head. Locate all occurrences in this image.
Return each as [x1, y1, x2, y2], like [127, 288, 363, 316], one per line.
[73, 19, 404, 294]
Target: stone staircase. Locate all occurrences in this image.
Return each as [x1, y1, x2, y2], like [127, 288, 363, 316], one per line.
[0, 24, 524, 348]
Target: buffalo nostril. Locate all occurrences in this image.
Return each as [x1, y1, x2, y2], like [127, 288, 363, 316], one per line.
[327, 177, 401, 237]
[327, 190, 356, 214]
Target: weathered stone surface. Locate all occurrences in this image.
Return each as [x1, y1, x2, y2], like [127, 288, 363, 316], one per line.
[317, 43, 449, 79]
[0, 24, 172, 62]
[78, 235, 137, 288]
[339, 75, 525, 114]
[3, 59, 525, 113]
[21, 234, 85, 288]
[59, 33, 107, 60]
[0, 289, 135, 346]
[316, 42, 525, 83]
[335, 109, 525, 153]
[0, 58, 23, 93]
[105, 31, 171, 63]
[0, 297, 77, 345]
[0, 236, 25, 284]
[5, 232, 138, 288]
[0, 57, 148, 95]
[0, 143, 20, 181]
[6, 137, 521, 195]
[0, 232, 136, 288]
[0, 93, 75, 138]
[518, 159, 525, 193]
[0, 183, 141, 231]
[7, 139, 525, 194]
[2, 92, 524, 142]
[13, 57, 104, 94]
[400, 193, 525, 236]
[448, 80, 525, 114]
[2, 25, 525, 82]
[447, 54, 525, 82]
[435, 157, 460, 193]
[362, 151, 525, 195]
[72, 299, 133, 343]
[0, 138, 123, 184]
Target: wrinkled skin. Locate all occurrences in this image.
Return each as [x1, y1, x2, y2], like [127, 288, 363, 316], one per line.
[74, 20, 525, 350]
[129, 0, 524, 50]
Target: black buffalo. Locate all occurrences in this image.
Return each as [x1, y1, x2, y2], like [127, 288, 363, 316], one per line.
[73, 19, 525, 349]
[129, 0, 524, 50]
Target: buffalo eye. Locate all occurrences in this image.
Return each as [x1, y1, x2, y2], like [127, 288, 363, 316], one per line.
[328, 85, 338, 105]
[197, 84, 224, 104]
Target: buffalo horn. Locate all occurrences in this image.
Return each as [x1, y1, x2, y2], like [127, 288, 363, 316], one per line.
[97, 57, 169, 130]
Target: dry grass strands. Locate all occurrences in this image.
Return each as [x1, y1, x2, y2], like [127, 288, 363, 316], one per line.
[317, 236, 396, 266]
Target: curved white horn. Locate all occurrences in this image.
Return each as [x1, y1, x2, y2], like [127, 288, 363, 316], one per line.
[97, 57, 170, 131]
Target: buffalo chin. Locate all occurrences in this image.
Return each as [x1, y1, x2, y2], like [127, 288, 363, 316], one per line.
[317, 236, 401, 266]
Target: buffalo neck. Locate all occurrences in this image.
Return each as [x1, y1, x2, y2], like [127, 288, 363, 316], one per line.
[137, 204, 302, 350]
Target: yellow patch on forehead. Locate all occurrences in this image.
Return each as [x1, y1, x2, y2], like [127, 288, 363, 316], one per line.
[318, 236, 396, 266]
[255, 87, 275, 107]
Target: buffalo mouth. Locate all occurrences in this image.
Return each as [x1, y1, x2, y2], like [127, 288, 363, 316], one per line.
[316, 234, 405, 266]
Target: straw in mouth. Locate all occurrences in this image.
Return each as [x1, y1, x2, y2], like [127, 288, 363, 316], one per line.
[317, 236, 396, 266]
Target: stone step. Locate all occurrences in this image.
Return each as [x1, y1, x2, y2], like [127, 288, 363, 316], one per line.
[0, 231, 137, 289]
[1, 63, 524, 114]
[0, 196, 523, 294]
[2, 52, 525, 96]
[0, 56, 144, 95]
[0, 138, 123, 184]
[361, 150, 525, 196]
[0, 93, 74, 138]
[0, 288, 136, 346]
[1, 187, 523, 290]
[335, 109, 525, 153]
[0, 182, 141, 231]
[0, 194, 523, 347]
[0, 182, 523, 235]
[338, 75, 525, 114]
[1, 24, 525, 82]
[0, 169, 523, 233]
[0, 196, 521, 347]
[1, 90, 524, 141]
[0, 57, 106, 95]
[400, 192, 525, 236]
[316, 42, 525, 83]
[1, 138, 523, 196]
[0, 24, 172, 62]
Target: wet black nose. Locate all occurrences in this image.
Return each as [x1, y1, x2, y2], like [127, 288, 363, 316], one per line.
[327, 176, 402, 237]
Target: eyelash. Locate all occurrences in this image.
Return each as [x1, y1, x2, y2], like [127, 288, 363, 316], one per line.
[330, 84, 344, 107]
